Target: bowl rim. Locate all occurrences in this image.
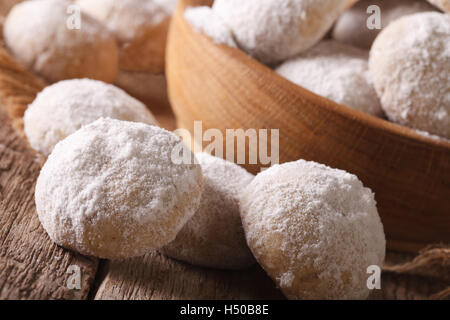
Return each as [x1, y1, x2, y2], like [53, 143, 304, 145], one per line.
[179, 0, 450, 150]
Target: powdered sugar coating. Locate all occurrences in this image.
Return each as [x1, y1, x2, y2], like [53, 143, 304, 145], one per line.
[276, 41, 383, 117]
[240, 160, 386, 300]
[24, 79, 158, 156]
[333, 0, 436, 50]
[76, 0, 170, 42]
[162, 153, 255, 270]
[3, 0, 119, 83]
[35, 118, 203, 259]
[153, 0, 178, 14]
[414, 129, 450, 143]
[369, 12, 450, 138]
[428, 0, 450, 12]
[212, 0, 347, 65]
[185, 6, 237, 48]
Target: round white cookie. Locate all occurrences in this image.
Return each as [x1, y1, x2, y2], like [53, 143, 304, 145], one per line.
[24, 79, 158, 155]
[212, 0, 347, 65]
[276, 41, 383, 117]
[3, 0, 119, 83]
[36, 118, 203, 259]
[184, 6, 237, 48]
[162, 153, 255, 270]
[240, 160, 386, 300]
[369, 12, 450, 138]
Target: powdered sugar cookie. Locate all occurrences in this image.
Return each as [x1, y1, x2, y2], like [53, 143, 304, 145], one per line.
[184, 6, 237, 48]
[3, 0, 119, 83]
[212, 0, 347, 65]
[333, 0, 436, 50]
[369, 12, 450, 138]
[240, 160, 386, 300]
[35, 118, 203, 259]
[24, 79, 158, 156]
[276, 41, 382, 117]
[76, 0, 175, 73]
[162, 153, 255, 270]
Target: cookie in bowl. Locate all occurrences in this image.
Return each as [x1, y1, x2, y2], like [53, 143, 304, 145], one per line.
[3, 0, 119, 83]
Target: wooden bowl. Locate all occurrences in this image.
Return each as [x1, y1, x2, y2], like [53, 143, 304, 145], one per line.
[167, 0, 450, 253]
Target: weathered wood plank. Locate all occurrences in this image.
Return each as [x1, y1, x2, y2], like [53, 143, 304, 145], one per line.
[94, 248, 449, 300]
[0, 111, 99, 299]
[94, 251, 284, 300]
[0, 38, 100, 299]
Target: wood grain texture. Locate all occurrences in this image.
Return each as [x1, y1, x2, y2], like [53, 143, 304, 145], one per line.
[94, 249, 449, 300]
[94, 251, 284, 300]
[167, 0, 450, 253]
[0, 40, 100, 299]
[0, 110, 99, 299]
